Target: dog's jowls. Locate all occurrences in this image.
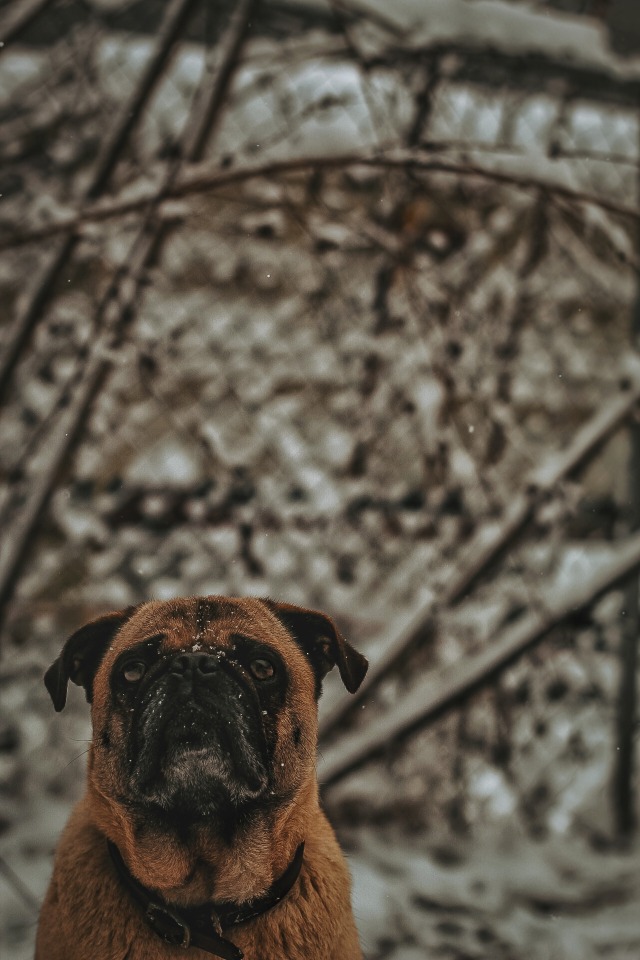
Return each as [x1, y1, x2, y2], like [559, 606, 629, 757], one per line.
[36, 596, 368, 960]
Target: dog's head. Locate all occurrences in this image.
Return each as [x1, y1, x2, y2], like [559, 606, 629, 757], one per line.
[45, 597, 367, 824]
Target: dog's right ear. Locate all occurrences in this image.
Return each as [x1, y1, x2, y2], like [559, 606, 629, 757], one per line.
[44, 608, 135, 711]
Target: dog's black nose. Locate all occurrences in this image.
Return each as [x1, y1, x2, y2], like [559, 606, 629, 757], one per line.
[170, 653, 220, 677]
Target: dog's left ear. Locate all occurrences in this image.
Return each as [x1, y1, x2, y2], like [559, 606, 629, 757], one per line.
[44, 608, 136, 711]
[263, 600, 368, 694]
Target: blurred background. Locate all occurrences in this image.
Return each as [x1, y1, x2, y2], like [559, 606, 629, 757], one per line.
[1, 0, 640, 957]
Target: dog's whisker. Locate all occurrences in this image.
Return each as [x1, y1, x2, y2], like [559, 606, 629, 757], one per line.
[64, 748, 90, 768]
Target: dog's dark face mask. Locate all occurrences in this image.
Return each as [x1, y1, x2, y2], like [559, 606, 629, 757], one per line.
[45, 597, 368, 826]
[111, 635, 281, 816]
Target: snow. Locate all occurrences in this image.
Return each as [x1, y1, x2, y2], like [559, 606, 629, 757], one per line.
[125, 437, 204, 487]
[214, 56, 409, 163]
[0, 52, 47, 107]
[554, 543, 619, 597]
[94, 36, 155, 102]
[468, 765, 517, 818]
[345, 825, 640, 959]
[431, 85, 505, 145]
[349, 856, 395, 949]
[564, 103, 638, 160]
[350, 0, 640, 76]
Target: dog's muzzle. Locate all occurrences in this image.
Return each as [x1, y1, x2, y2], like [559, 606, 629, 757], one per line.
[129, 649, 270, 809]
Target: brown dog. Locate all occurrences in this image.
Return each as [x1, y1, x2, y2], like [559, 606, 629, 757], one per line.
[36, 596, 367, 960]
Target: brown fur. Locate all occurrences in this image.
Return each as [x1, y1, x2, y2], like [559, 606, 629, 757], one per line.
[36, 597, 366, 960]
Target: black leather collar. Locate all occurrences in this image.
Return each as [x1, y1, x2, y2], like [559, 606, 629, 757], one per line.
[108, 840, 305, 959]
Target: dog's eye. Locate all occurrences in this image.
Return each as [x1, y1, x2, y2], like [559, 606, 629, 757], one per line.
[122, 661, 146, 684]
[249, 658, 275, 681]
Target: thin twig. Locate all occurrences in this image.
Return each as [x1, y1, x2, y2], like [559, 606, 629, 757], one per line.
[319, 529, 640, 788]
[319, 368, 640, 741]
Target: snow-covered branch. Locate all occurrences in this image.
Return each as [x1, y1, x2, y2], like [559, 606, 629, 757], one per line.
[319, 367, 640, 742]
[320, 528, 640, 788]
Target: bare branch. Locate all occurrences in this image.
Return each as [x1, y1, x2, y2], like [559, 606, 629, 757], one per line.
[3, 148, 638, 254]
[319, 529, 640, 789]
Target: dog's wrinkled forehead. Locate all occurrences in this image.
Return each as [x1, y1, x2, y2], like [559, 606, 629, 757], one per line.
[111, 596, 289, 657]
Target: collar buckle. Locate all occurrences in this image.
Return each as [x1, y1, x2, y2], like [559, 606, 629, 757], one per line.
[145, 900, 192, 948]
